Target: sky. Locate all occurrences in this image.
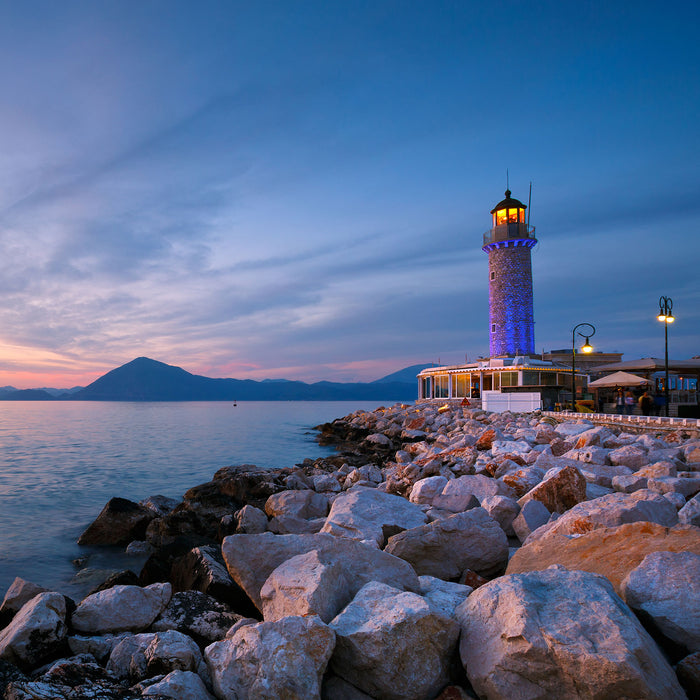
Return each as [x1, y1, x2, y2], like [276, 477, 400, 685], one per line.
[0, 0, 698, 389]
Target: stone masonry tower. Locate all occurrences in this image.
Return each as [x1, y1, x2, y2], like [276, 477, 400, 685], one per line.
[482, 189, 537, 356]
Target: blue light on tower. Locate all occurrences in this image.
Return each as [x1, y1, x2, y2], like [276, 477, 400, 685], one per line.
[482, 189, 537, 356]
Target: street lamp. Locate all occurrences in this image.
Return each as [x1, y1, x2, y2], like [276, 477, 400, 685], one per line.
[571, 323, 595, 412]
[657, 296, 674, 417]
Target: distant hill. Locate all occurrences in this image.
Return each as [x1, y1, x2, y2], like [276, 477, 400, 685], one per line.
[373, 364, 435, 384]
[0, 388, 57, 401]
[63, 357, 418, 402]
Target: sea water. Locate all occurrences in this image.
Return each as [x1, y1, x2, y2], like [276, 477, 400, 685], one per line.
[0, 400, 389, 597]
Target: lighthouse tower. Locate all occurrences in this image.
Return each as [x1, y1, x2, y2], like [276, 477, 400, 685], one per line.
[482, 189, 537, 357]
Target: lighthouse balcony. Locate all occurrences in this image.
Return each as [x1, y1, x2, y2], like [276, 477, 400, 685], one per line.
[482, 222, 536, 247]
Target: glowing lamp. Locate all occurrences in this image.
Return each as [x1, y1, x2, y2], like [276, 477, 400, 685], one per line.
[581, 338, 593, 353]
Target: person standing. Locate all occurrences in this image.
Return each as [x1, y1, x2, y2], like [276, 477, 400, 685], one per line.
[615, 389, 625, 415]
[639, 391, 654, 416]
[624, 391, 635, 415]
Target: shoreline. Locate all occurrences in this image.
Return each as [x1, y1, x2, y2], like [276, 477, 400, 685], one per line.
[2, 402, 699, 698]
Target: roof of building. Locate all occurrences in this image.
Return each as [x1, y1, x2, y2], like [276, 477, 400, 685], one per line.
[593, 358, 700, 373]
[490, 189, 527, 214]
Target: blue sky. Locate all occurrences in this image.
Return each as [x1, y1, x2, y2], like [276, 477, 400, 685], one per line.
[0, 1, 698, 388]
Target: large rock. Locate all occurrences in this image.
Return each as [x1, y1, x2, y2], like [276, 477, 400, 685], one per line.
[265, 489, 329, 519]
[170, 545, 255, 616]
[409, 476, 449, 505]
[77, 497, 156, 546]
[507, 521, 700, 595]
[0, 578, 48, 629]
[417, 576, 472, 618]
[320, 487, 427, 546]
[0, 592, 67, 669]
[609, 445, 649, 470]
[329, 581, 459, 700]
[384, 508, 508, 579]
[456, 566, 685, 699]
[511, 499, 551, 543]
[523, 489, 678, 544]
[621, 550, 700, 654]
[680, 493, 700, 526]
[433, 475, 514, 512]
[141, 669, 215, 699]
[151, 590, 242, 647]
[106, 632, 155, 680]
[517, 465, 587, 514]
[222, 532, 419, 612]
[260, 550, 352, 623]
[205, 614, 334, 700]
[72, 583, 171, 634]
[479, 495, 519, 536]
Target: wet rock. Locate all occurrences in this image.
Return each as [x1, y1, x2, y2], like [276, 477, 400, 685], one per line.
[456, 566, 685, 699]
[88, 569, 140, 595]
[170, 545, 256, 616]
[621, 550, 700, 655]
[205, 614, 335, 700]
[140, 495, 180, 518]
[77, 497, 156, 546]
[67, 632, 130, 663]
[507, 521, 700, 596]
[320, 486, 428, 546]
[384, 508, 508, 579]
[329, 581, 459, 700]
[72, 583, 171, 634]
[151, 590, 242, 647]
[0, 592, 67, 670]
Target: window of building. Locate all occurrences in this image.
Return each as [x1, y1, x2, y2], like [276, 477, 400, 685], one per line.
[434, 374, 449, 398]
[452, 374, 470, 397]
[491, 324, 496, 333]
[490, 271, 495, 280]
[501, 372, 518, 387]
[522, 371, 539, 386]
[540, 372, 557, 386]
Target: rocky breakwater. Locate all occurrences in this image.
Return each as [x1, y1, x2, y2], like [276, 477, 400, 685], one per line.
[2, 403, 700, 699]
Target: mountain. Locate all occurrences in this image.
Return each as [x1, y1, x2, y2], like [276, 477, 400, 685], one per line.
[373, 364, 435, 384]
[65, 357, 418, 402]
[0, 389, 57, 401]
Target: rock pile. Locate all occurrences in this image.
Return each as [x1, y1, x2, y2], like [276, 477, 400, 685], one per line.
[2, 402, 700, 698]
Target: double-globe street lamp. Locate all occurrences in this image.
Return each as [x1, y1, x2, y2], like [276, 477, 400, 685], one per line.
[657, 296, 674, 417]
[571, 323, 595, 412]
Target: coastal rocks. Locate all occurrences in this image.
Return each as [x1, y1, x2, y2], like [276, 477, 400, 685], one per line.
[77, 497, 156, 546]
[507, 521, 700, 595]
[417, 576, 472, 618]
[523, 489, 678, 543]
[205, 614, 335, 700]
[72, 583, 172, 634]
[0, 578, 48, 629]
[151, 590, 242, 647]
[680, 493, 700, 526]
[609, 445, 649, 470]
[409, 476, 448, 505]
[234, 505, 268, 534]
[264, 489, 329, 520]
[517, 465, 587, 513]
[329, 581, 459, 700]
[511, 499, 551, 542]
[320, 486, 428, 546]
[0, 593, 67, 669]
[141, 669, 215, 699]
[479, 495, 519, 536]
[433, 474, 514, 512]
[384, 508, 508, 579]
[621, 550, 700, 654]
[221, 532, 419, 612]
[455, 566, 685, 699]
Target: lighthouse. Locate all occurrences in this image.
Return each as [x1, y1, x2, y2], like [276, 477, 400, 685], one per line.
[482, 189, 537, 357]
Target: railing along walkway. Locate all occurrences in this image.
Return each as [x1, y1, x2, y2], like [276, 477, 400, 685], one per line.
[542, 411, 700, 436]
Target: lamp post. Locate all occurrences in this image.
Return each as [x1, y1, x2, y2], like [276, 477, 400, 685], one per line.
[571, 323, 595, 412]
[657, 296, 674, 417]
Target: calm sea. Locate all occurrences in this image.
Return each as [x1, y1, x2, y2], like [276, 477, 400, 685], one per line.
[0, 400, 390, 598]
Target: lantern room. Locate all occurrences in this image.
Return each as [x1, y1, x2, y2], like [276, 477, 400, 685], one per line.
[491, 189, 526, 226]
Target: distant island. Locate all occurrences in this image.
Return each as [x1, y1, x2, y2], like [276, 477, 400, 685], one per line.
[0, 357, 433, 402]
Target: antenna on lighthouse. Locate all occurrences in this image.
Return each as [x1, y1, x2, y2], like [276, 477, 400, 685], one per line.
[506, 168, 509, 191]
[527, 181, 532, 228]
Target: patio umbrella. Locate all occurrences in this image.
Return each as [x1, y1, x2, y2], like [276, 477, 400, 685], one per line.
[588, 371, 650, 388]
